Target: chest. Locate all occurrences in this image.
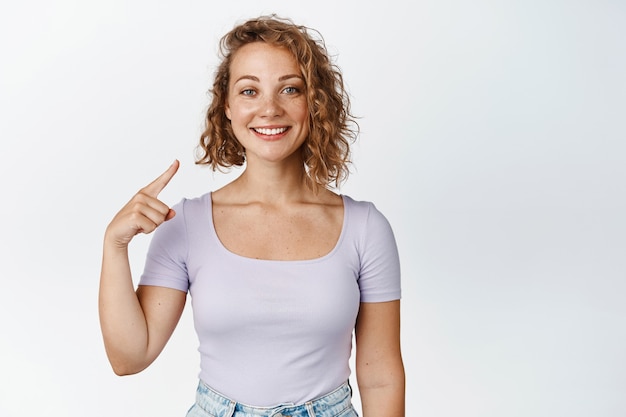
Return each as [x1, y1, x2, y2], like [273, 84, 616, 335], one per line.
[187, 247, 361, 339]
[184, 195, 362, 340]
[212, 203, 343, 261]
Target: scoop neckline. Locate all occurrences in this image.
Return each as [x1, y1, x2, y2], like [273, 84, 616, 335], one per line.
[205, 192, 348, 264]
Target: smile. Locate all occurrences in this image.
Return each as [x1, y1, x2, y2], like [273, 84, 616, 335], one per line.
[252, 127, 289, 136]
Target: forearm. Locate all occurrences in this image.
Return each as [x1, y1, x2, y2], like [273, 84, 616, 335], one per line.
[98, 241, 150, 375]
[354, 300, 405, 416]
[98, 161, 182, 375]
[358, 365, 405, 417]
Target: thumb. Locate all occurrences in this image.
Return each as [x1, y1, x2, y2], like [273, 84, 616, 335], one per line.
[164, 208, 176, 221]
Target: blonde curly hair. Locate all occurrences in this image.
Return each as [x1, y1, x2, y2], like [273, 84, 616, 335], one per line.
[195, 15, 358, 189]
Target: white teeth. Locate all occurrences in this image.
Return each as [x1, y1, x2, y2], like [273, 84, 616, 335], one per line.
[254, 127, 288, 135]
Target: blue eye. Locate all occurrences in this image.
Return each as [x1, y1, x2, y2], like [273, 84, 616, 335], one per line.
[241, 89, 255, 96]
[283, 86, 299, 94]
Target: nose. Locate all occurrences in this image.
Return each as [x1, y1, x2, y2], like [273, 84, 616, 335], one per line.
[260, 95, 283, 117]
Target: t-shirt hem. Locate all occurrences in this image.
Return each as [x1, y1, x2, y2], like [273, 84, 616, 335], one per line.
[359, 292, 402, 303]
[138, 276, 188, 293]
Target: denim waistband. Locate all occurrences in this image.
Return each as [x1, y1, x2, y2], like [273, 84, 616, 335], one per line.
[190, 380, 354, 417]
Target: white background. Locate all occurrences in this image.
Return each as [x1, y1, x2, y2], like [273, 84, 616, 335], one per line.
[1, 0, 625, 416]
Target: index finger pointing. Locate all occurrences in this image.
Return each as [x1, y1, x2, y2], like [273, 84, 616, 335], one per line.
[142, 159, 180, 197]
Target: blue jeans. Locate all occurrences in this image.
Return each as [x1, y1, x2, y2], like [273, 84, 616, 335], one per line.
[186, 380, 359, 417]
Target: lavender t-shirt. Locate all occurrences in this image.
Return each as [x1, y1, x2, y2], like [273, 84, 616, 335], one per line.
[139, 193, 401, 406]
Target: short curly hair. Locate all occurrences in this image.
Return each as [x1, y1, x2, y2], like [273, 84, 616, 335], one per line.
[195, 15, 358, 189]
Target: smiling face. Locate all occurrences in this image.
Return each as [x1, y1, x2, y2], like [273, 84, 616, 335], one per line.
[225, 42, 309, 166]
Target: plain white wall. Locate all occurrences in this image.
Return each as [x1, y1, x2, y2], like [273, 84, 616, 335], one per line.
[1, 0, 625, 416]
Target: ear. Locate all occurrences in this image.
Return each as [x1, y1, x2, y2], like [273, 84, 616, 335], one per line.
[225, 103, 232, 120]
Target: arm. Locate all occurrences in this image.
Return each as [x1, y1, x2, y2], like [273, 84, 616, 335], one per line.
[355, 300, 405, 417]
[98, 160, 186, 375]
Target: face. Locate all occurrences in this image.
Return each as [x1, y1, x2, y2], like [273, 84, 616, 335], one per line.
[225, 42, 309, 166]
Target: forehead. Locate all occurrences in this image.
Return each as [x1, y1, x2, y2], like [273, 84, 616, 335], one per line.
[229, 42, 301, 77]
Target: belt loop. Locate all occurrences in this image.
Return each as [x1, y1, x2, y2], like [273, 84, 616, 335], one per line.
[226, 400, 236, 417]
[305, 401, 315, 417]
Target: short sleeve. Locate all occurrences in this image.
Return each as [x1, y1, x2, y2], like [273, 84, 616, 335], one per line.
[138, 199, 190, 292]
[357, 202, 402, 302]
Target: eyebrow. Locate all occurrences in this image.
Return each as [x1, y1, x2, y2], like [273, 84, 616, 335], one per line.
[233, 74, 303, 83]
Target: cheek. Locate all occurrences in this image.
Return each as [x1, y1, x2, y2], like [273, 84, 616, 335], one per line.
[293, 100, 309, 124]
[227, 100, 256, 121]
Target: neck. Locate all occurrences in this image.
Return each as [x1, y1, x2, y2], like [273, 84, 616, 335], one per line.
[231, 158, 319, 204]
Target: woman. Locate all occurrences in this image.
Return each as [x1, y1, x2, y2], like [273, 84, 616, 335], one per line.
[99, 15, 405, 417]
